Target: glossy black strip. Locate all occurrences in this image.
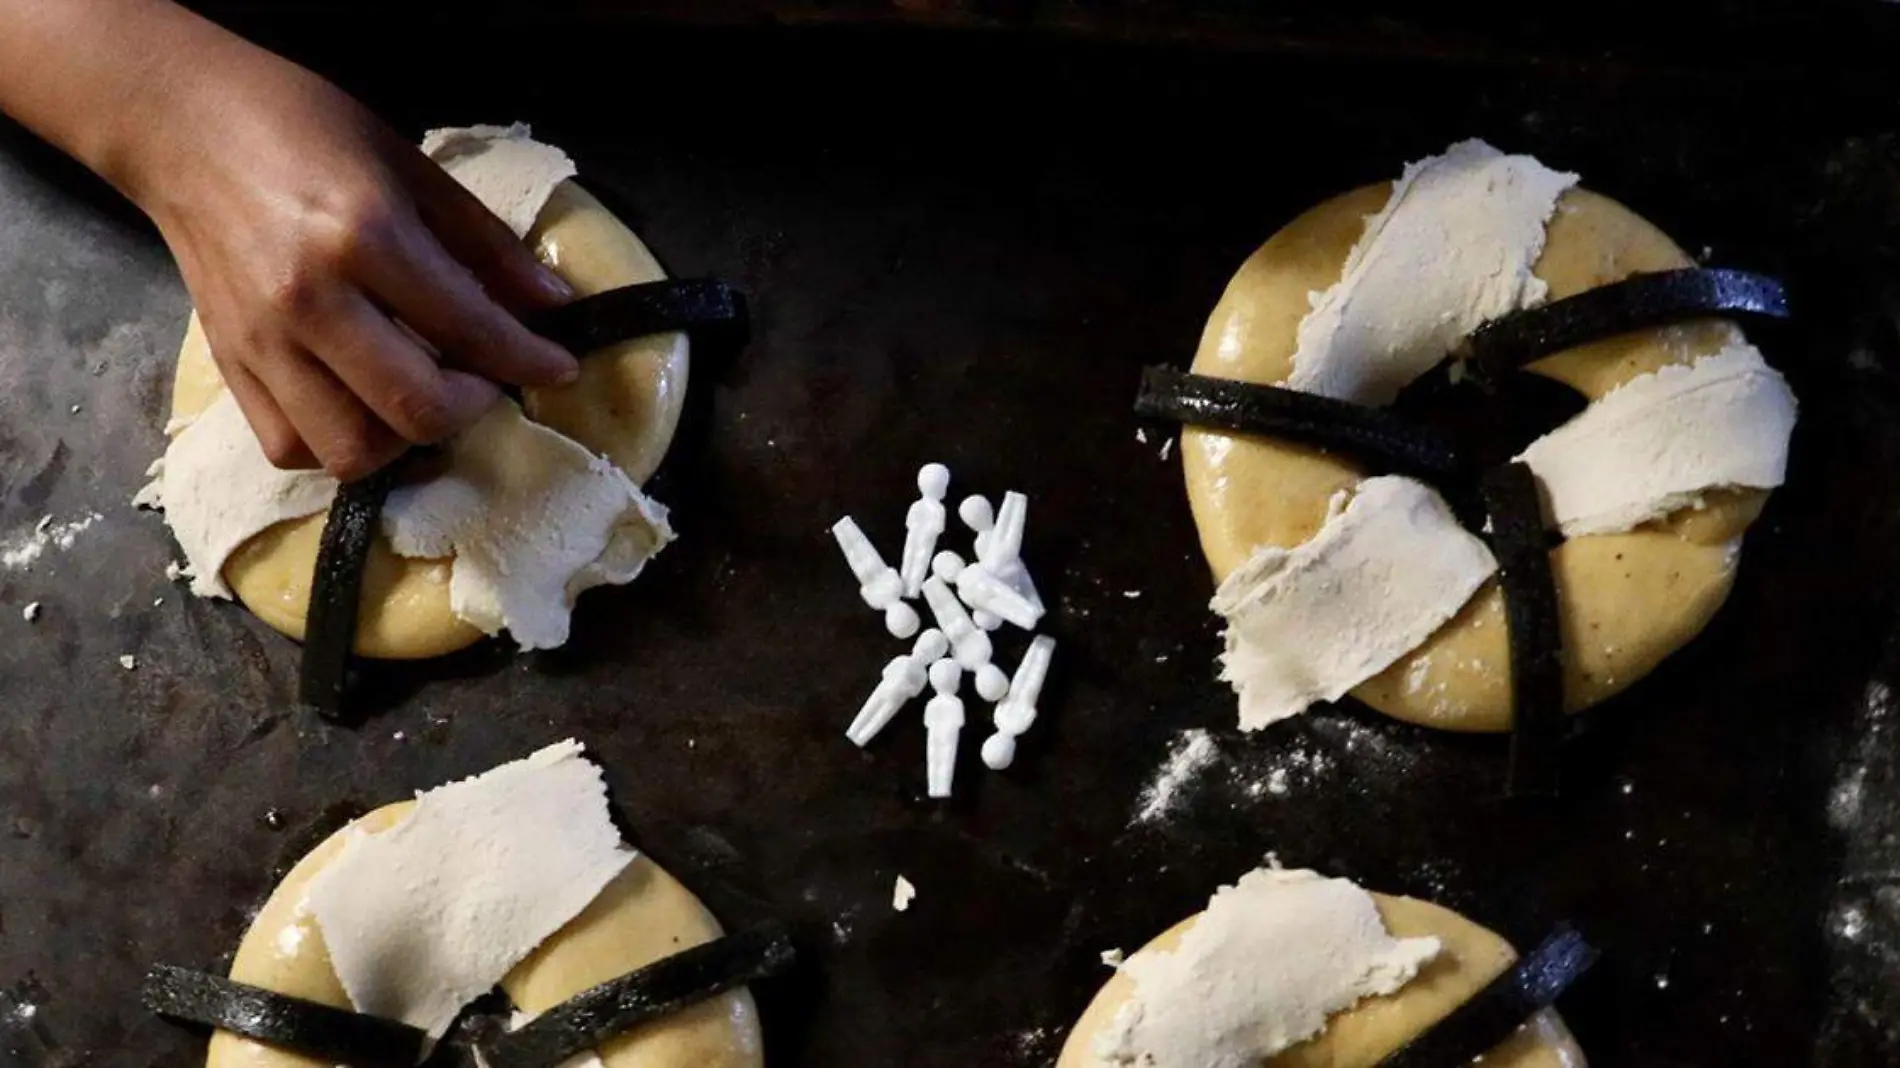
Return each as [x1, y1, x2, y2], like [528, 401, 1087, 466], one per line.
[1478, 462, 1567, 799]
[523, 278, 748, 355]
[1134, 365, 1467, 482]
[1464, 268, 1788, 386]
[474, 923, 797, 1068]
[143, 964, 424, 1068]
[299, 465, 398, 720]
[1375, 926, 1598, 1067]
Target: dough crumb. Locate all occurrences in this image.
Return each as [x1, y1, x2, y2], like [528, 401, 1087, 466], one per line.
[70, 404, 81, 415]
[119, 654, 137, 671]
[892, 875, 917, 912]
[1100, 948, 1125, 968]
[1136, 428, 1149, 444]
[1159, 438, 1174, 461]
[21, 602, 40, 622]
[163, 560, 189, 583]
[1123, 590, 1142, 599]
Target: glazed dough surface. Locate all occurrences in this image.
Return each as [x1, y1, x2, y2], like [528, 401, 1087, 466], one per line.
[209, 802, 761, 1068]
[1056, 893, 1585, 1068]
[1184, 184, 1765, 731]
[167, 182, 689, 659]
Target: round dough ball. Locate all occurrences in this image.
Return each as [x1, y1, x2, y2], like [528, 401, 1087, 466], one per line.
[1055, 892, 1585, 1068]
[1183, 184, 1767, 731]
[208, 802, 761, 1068]
[167, 182, 689, 659]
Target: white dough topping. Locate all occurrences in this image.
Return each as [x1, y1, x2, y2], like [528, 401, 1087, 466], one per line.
[1093, 868, 1440, 1068]
[421, 123, 577, 237]
[308, 740, 633, 1039]
[1284, 139, 1577, 407]
[1213, 477, 1496, 729]
[1516, 341, 1798, 536]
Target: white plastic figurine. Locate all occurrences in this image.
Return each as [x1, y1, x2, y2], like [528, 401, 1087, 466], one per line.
[983, 491, 1026, 567]
[972, 609, 1003, 632]
[959, 494, 995, 560]
[981, 634, 1055, 771]
[900, 464, 951, 599]
[954, 560, 1043, 631]
[975, 490, 1044, 619]
[921, 576, 992, 670]
[931, 549, 965, 584]
[831, 515, 921, 638]
[924, 658, 965, 798]
[846, 629, 950, 746]
[974, 662, 1010, 703]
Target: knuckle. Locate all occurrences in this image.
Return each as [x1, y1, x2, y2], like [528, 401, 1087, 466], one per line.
[388, 385, 456, 443]
[264, 266, 325, 322]
[303, 187, 403, 266]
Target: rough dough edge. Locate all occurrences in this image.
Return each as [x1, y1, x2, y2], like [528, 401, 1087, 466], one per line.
[1182, 182, 1771, 731]
[164, 181, 689, 660]
[207, 800, 763, 1068]
[1054, 891, 1586, 1068]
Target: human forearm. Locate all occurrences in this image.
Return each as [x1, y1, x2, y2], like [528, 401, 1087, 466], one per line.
[0, 0, 270, 204]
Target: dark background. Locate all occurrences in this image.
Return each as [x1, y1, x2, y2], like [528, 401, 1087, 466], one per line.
[6, 3, 1900, 1065]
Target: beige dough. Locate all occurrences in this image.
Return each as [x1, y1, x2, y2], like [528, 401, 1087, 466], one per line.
[167, 182, 690, 659]
[1056, 892, 1585, 1068]
[208, 802, 761, 1068]
[1184, 184, 1767, 732]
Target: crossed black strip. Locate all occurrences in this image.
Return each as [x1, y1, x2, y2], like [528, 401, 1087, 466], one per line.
[144, 922, 795, 1068]
[300, 278, 747, 721]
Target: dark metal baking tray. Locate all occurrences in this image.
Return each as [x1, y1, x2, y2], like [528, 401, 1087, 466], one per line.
[4, 7, 1900, 1065]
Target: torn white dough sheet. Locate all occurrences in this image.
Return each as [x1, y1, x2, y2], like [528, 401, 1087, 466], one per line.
[139, 393, 673, 649]
[1515, 342, 1798, 536]
[383, 402, 673, 651]
[1213, 476, 1496, 730]
[421, 123, 577, 237]
[1093, 868, 1440, 1068]
[1285, 139, 1578, 406]
[134, 391, 336, 600]
[308, 740, 634, 1040]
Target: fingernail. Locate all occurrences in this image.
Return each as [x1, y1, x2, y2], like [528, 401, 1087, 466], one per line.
[539, 266, 576, 302]
[556, 359, 581, 384]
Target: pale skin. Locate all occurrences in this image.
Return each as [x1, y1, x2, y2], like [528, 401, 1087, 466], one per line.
[0, 0, 581, 480]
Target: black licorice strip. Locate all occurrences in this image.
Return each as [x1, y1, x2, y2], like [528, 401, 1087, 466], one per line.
[299, 465, 399, 719]
[298, 278, 747, 719]
[1134, 366, 1466, 482]
[1464, 268, 1789, 387]
[521, 278, 747, 355]
[142, 964, 425, 1068]
[1479, 462, 1566, 799]
[474, 923, 797, 1068]
[1374, 926, 1598, 1068]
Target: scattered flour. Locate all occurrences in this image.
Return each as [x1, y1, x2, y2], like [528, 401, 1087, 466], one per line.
[0, 512, 102, 570]
[1133, 730, 1220, 824]
[1818, 676, 1900, 1057]
[1131, 716, 1421, 827]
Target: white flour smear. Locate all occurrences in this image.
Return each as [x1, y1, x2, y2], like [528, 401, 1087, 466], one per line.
[1817, 677, 1900, 1057]
[0, 512, 102, 570]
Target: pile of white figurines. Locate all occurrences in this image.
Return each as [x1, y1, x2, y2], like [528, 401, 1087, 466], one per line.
[832, 464, 1056, 798]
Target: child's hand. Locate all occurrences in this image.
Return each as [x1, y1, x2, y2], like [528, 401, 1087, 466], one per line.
[130, 65, 579, 479]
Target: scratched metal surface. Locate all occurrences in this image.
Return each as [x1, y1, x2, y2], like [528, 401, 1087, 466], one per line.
[5, 13, 1900, 1067]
